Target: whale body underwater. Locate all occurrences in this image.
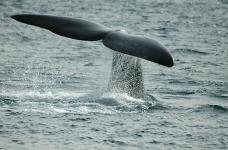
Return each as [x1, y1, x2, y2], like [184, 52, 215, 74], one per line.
[11, 14, 174, 99]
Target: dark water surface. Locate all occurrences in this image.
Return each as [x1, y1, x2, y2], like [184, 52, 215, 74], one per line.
[0, 0, 228, 149]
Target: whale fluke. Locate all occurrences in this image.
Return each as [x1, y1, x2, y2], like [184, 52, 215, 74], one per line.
[11, 14, 174, 67]
[11, 14, 111, 41]
[102, 31, 174, 67]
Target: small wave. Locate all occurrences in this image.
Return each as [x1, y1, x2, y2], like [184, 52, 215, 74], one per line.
[194, 104, 228, 113]
[0, 96, 17, 106]
[213, 93, 228, 98]
[218, 0, 228, 4]
[152, 27, 179, 33]
[221, 94, 228, 97]
[103, 139, 127, 146]
[174, 48, 210, 55]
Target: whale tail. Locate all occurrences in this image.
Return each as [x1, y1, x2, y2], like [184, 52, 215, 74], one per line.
[11, 14, 174, 67]
[11, 14, 110, 41]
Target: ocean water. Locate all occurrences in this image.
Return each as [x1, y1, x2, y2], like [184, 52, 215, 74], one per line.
[0, 0, 228, 149]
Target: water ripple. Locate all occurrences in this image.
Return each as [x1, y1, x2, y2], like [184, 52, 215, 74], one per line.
[194, 104, 228, 113]
[174, 48, 210, 55]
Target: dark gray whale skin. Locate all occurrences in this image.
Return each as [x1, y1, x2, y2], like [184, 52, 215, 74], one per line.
[11, 14, 174, 98]
[11, 14, 110, 41]
[11, 14, 174, 67]
[103, 31, 174, 67]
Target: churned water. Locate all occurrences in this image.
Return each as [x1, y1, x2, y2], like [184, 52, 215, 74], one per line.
[0, 0, 228, 149]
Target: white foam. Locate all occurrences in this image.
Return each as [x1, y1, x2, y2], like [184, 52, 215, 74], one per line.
[75, 105, 115, 114]
[23, 108, 47, 114]
[51, 107, 68, 113]
[0, 90, 86, 100]
[101, 92, 144, 103]
[1, 90, 147, 114]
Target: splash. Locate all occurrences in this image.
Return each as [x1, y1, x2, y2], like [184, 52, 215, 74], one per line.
[108, 52, 144, 99]
[0, 90, 158, 114]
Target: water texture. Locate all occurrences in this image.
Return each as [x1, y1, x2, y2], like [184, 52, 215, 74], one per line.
[0, 0, 228, 149]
